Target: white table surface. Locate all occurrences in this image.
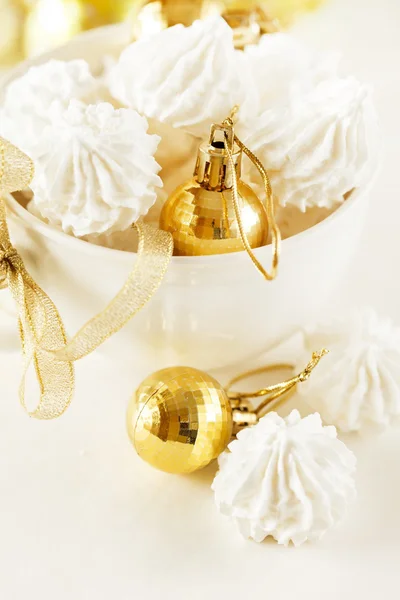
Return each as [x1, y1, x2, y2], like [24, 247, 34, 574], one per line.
[1, 0, 399, 598]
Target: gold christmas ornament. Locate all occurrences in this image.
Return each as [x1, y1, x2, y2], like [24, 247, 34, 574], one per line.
[160, 113, 281, 281]
[127, 350, 328, 474]
[129, 367, 233, 474]
[160, 123, 268, 256]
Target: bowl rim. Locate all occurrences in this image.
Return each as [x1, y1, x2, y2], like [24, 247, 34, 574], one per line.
[1, 23, 369, 267]
[5, 187, 365, 266]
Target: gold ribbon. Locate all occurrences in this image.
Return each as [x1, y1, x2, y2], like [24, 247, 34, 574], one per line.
[0, 136, 173, 419]
[52, 221, 173, 363]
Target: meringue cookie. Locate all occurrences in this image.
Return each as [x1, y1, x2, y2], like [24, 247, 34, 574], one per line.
[212, 410, 356, 546]
[297, 308, 400, 433]
[109, 17, 255, 138]
[242, 77, 380, 211]
[0, 59, 98, 155]
[276, 204, 336, 240]
[241, 33, 339, 112]
[30, 100, 162, 237]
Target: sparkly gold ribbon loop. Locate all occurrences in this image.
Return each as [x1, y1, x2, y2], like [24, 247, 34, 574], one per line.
[53, 221, 173, 362]
[0, 136, 173, 419]
[0, 196, 75, 419]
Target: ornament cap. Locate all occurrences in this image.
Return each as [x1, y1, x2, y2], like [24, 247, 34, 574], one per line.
[194, 123, 242, 191]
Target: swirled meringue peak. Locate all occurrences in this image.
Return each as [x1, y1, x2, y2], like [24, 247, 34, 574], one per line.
[212, 410, 356, 546]
[30, 100, 162, 237]
[0, 60, 98, 155]
[242, 76, 380, 211]
[109, 17, 254, 138]
[297, 308, 400, 433]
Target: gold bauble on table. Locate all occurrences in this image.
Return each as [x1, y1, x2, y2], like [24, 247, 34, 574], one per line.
[127, 352, 328, 474]
[127, 366, 233, 474]
[159, 122, 269, 256]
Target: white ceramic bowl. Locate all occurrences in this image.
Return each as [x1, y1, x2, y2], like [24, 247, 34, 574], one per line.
[0, 25, 371, 375]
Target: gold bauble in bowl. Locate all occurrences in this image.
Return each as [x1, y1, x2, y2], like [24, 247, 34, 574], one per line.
[159, 123, 269, 256]
[160, 179, 269, 256]
[127, 367, 233, 474]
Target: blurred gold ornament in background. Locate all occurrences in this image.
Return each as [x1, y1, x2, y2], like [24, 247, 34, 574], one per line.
[0, 0, 324, 67]
[0, 0, 26, 66]
[130, 0, 324, 44]
[23, 0, 133, 58]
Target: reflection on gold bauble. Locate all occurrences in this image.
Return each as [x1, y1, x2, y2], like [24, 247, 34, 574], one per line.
[127, 366, 233, 474]
[160, 179, 269, 256]
[159, 123, 269, 256]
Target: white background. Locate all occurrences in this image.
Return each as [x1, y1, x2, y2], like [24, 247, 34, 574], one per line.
[1, 0, 399, 598]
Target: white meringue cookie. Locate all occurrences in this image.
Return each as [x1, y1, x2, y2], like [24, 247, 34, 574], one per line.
[212, 410, 356, 546]
[241, 33, 339, 112]
[297, 308, 400, 433]
[0, 59, 98, 155]
[276, 204, 335, 240]
[109, 16, 255, 138]
[30, 100, 162, 237]
[242, 77, 380, 211]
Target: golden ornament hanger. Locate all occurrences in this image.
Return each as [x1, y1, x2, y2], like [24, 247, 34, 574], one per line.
[160, 111, 281, 281]
[127, 349, 328, 474]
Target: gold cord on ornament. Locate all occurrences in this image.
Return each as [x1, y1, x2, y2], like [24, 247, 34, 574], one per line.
[0, 136, 173, 419]
[223, 109, 281, 281]
[227, 349, 329, 418]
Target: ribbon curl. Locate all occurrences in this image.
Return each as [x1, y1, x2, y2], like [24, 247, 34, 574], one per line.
[0, 136, 173, 419]
[0, 140, 74, 419]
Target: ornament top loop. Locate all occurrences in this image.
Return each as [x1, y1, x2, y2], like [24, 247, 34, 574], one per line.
[222, 104, 240, 128]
